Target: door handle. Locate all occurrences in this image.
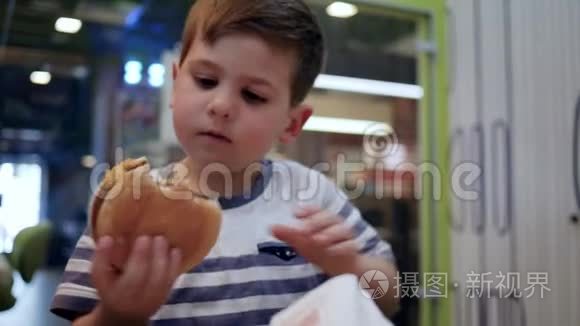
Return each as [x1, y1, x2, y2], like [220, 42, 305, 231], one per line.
[511, 293, 527, 326]
[465, 294, 474, 326]
[478, 295, 488, 326]
[471, 123, 486, 235]
[488, 288, 527, 326]
[491, 119, 512, 236]
[449, 128, 467, 232]
[573, 94, 580, 210]
[452, 283, 463, 326]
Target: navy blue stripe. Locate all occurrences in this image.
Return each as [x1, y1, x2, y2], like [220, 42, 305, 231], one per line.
[337, 201, 354, 219]
[70, 247, 94, 260]
[360, 237, 397, 263]
[337, 201, 368, 238]
[50, 295, 98, 321]
[153, 308, 282, 326]
[59, 271, 93, 288]
[352, 219, 368, 238]
[361, 236, 381, 254]
[168, 274, 328, 304]
[67, 249, 309, 273]
[191, 253, 308, 273]
[58, 271, 328, 303]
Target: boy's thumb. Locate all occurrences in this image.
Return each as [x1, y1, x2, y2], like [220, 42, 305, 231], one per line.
[91, 236, 116, 290]
[270, 225, 306, 250]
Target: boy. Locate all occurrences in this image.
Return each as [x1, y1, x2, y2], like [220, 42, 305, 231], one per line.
[51, 0, 400, 324]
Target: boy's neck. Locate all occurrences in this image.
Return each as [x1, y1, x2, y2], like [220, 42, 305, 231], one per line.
[180, 157, 264, 199]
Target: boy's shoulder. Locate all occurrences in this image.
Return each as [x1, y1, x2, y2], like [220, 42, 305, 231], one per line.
[268, 157, 315, 175]
[267, 158, 348, 208]
[268, 158, 330, 186]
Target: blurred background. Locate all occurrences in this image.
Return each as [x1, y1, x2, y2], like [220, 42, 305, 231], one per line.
[0, 0, 578, 326]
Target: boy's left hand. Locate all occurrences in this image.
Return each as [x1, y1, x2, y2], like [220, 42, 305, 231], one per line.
[272, 205, 401, 316]
[271, 205, 361, 276]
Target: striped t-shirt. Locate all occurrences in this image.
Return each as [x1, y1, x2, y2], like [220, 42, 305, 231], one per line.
[50, 159, 396, 325]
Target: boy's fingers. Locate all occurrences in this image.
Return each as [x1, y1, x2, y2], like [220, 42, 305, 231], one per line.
[120, 236, 153, 290]
[91, 236, 115, 291]
[148, 236, 169, 289]
[313, 224, 354, 247]
[293, 205, 322, 218]
[167, 248, 182, 287]
[327, 240, 360, 257]
[302, 212, 341, 234]
[271, 225, 308, 250]
[271, 224, 303, 239]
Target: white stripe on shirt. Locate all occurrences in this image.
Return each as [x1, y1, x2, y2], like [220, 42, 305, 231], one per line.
[56, 283, 99, 300]
[174, 264, 321, 288]
[64, 259, 92, 273]
[152, 292, 306, 320]
[76, 235, 96, 249]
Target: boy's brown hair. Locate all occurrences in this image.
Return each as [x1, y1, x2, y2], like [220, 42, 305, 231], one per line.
[179, 0, 325, 107]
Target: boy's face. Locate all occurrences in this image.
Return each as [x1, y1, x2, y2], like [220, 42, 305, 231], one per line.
[171, 32, 312, 173]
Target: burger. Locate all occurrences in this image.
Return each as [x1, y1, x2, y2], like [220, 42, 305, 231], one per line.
[89, 157, 222, 274]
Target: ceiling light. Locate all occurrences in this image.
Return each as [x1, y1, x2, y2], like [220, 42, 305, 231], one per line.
[326, 2, 359, 18]
[125, 72, 142, 85]
[314, 74, 424, 100]
[125, 60, 143, 72]
[148, 63, 165, 87]
[148, 63, 165, 76]
[303, 116, 393, 135]
[124, 60, 143, 85]
[55, 17, 83, 34]
[30, 71, 51, 85]
[149, 76, 164, 87]
[81, 155, 97, 169]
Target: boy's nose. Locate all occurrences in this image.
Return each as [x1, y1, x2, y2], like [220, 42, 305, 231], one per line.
[207, 97, 235, 120]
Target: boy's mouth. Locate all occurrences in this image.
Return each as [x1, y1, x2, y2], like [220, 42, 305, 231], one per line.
[197, 131, 232, 143]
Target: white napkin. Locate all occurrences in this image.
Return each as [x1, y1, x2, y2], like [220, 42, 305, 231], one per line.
[270, 274, 395, 326]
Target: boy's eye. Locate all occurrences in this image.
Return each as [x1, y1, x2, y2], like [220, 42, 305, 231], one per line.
[195, 77, 217, 89]
[242, 89, 267, 104]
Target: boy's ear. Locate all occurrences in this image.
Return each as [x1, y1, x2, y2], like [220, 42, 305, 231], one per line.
[170, 62, 179, 109]
[172, 61, 178, 81]
[279, 104, 313, 144]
